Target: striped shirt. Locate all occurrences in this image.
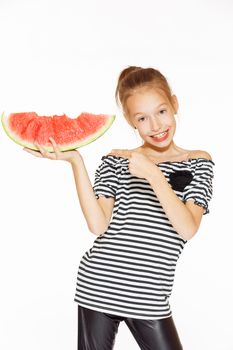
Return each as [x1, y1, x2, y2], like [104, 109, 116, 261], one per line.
[74, 155, 214, 320]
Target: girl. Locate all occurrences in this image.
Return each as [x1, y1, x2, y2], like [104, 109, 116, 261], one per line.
[24, 66, 214, 350]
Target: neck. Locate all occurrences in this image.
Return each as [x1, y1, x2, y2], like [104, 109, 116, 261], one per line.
[141, 141, 179, 157]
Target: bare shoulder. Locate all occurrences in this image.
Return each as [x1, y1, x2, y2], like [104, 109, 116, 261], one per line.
[189, 150, 212, 161]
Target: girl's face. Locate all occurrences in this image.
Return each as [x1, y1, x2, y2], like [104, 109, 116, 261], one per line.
[126, 87, 178, 150]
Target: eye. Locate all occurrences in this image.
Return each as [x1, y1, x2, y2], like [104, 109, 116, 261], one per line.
[138, 116, 146, 122]
[160, 109, 167, 114]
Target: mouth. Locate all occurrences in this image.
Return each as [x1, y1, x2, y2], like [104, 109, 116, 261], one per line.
[150, 129, 169, 142]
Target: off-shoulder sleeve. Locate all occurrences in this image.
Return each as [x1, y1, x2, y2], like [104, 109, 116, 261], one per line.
[93, 156, 118, 199]
[182, 159, 215, 214]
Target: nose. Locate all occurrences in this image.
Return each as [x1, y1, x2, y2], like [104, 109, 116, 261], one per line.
[149, 116, 162, 132]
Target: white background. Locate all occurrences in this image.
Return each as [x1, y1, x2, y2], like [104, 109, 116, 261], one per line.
[0, 0, 232, 349]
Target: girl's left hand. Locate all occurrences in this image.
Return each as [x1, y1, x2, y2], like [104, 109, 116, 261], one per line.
[108, 149, 158, 181]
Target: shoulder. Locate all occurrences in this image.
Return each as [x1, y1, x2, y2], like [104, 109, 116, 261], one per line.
[189, 150, 212, 161]
[100, 154, 129, 169]
[189, 150, 215, 178]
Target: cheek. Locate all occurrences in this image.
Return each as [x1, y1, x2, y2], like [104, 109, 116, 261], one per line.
[166, 115, 176, 127]
[137, 123, 149, 134]
[169, 118, 176, 135]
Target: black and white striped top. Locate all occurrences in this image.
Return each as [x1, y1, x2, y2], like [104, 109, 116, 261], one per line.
[74, 155, 214, 320]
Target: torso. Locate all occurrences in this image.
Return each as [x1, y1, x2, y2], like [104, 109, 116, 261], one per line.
[74, 151, 213, 319]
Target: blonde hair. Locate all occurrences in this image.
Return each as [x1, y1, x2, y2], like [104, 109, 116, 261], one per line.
[115, 66, 177, 128]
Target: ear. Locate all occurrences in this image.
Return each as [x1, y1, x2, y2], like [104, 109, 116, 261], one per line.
[171, 95, 179, 114]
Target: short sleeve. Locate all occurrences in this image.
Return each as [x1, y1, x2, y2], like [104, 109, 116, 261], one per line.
[93, 156, 118, 199]
[182, 159, 215, 214]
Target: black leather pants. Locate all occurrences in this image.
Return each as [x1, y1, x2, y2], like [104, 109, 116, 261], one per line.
[78, 305, 183, 350]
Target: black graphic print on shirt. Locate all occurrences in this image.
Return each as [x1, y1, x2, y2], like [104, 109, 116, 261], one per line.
[169, 170, 193, 192]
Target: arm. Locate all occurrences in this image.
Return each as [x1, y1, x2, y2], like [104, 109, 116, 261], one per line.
[108, 149, 213, 241]
[147, 151, 212, 241]
[70, 155, 114, 236]
[148, 170, 204, 241]
[23, 138, 114, 236]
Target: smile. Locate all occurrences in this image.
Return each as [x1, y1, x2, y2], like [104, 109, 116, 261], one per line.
[151, 129, 169, 142]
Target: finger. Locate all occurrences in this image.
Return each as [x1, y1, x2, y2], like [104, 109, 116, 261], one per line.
[49, 137, 61, 158]
[35, 142, 46, 155]
[35, 142, 54, 159]
[23, 147, 44, 158]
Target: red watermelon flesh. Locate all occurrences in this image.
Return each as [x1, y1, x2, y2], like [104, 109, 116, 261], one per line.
[9, 112, 37, 135]
[52, 115, 85, 144]
[1, 112, 115, 152]
[20, 117, 45, 143]
[33, 117, 55, 145]
[77, 113, 108, 132]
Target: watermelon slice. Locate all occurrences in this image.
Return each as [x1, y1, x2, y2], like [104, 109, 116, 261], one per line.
[1, 112, 115, 152]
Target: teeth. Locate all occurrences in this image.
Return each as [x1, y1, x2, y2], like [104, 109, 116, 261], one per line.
[153, 131, 167, 138]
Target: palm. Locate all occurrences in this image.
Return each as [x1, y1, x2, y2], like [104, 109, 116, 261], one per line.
[23, 137, 81, 163]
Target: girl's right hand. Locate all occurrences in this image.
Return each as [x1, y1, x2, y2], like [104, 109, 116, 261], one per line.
[23, 137, 82, 164]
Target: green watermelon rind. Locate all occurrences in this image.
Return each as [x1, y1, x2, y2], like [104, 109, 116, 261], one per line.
[1, 112, 116, 152]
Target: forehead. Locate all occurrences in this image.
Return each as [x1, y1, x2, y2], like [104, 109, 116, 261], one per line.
[126, 87, 169, 113]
